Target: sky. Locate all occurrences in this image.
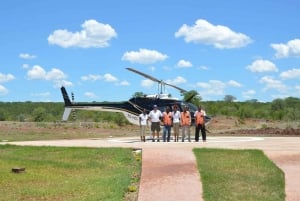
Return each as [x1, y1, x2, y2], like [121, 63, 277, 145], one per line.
[1, 0, 300, 103]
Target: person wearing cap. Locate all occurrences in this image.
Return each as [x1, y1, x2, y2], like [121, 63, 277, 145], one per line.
[180, 105, 191, 142]
[148, 104, 163, 142]
[172, 104, 180, 142]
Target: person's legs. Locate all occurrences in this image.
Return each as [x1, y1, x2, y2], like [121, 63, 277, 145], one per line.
[142, 125, 146, 142]
[187, 126, 191, 142]
[163, 126, 167, 142]
[195, 125, 200, 142]
[151, 123, 155, 142]
[156, 122, 160, 142]
[201, 125, 206, 142]
[140, 126, 143, 141]
[167, 126, 171, 142]
[173, 123, 179, 142]
[182, 126, 186, 142]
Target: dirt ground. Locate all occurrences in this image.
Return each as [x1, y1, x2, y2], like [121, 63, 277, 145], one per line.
[207, 117, 300, 136]
[1, 116, 299, 139]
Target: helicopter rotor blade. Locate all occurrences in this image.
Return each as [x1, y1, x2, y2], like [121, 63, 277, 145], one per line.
[126, 67, 187, 93]
[164, 82, 187, 93]
[126, 67, 162, 83]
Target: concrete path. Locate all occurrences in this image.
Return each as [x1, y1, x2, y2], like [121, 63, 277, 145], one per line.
[138, 147, 203, 201]
[2, 136, 300, 201]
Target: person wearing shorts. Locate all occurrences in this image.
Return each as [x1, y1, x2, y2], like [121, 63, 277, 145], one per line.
[148, 105, 162, 142]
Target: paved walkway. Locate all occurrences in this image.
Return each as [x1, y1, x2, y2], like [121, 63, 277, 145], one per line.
[138, 147, 203, 201]
[2, 136, 300, 201]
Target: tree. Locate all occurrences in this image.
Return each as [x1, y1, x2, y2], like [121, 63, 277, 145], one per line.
[182, 90, 202, 105]
[271, 98, 285, 111]
[132, 92, 145, 97]
[224, 95, 236, 102]
[32, 107, 47, 122]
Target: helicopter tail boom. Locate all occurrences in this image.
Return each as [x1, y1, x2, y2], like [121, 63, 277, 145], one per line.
[61, 86, 72, 106]
[60, 86, 141, 124]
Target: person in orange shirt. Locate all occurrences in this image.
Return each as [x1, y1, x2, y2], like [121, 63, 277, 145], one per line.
[180, 105, 191, 142]
[162, 106, 172, 142]
[194, 105, 206, 142]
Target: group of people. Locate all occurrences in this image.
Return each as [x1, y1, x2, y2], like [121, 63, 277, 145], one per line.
[138, 104, 207, 142]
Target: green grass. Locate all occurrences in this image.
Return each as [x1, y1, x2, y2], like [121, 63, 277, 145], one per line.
[194, 148, 285, 201]
[0, 145, 141, 201]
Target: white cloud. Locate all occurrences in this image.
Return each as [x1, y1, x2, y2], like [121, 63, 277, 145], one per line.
[198, 65, 209, 70]
[27, 65, 72, 88]
[280, 68, 300, 79]
[177, 59, 192, 68]
[48, 19, 117, 48]
[246, 59, 278, 73]
[22, 64, 30, 69]
[0, 85, 8, 95]
[27, 65, 66, 80]
[196, 79, 242, 99]
[175, 19, 252, 49]
[242, 90, 256, 99]
[54, 80, 73, 88]
[84, 92, 98, 99]
[227, 80, 242, 87]
[81, 73, 118, 83]
[271, 39, 300, 58]
[166, 76, 187, 85]
[122, 49, 168, 64]
[259, 76, 287, 92]
[119, 80, 130, 86]
[46, 68, 66, 80]
[19, 53, 36, 59]
[81, 74, 102, 81]
[196, 80, 226, 96]
[0, 73, 15, 83]
[103, 73, 118, 82]
[141, 79, 154, 88]
[27, 65, 46, 79]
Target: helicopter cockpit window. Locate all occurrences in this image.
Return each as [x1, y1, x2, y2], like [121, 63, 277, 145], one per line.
[186, 102, 197, 112]
[179, 102, 197, 112]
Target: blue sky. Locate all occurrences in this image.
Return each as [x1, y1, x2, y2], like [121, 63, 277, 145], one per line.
[1, 0, 300, 103]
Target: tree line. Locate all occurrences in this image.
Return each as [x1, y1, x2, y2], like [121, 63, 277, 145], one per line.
[0, 96, 299, 123]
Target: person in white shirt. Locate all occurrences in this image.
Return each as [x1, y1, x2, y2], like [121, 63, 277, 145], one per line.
[148, 105, 162, 142]
[172, 104, 180, 142]
[139, 108, 148, 142]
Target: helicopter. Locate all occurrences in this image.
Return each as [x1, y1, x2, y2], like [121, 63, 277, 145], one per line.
[60, 67, 211, 125]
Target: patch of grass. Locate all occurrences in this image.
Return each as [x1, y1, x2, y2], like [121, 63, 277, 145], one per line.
[194, 148, 285, 201]
[0, 145, 141, 201]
